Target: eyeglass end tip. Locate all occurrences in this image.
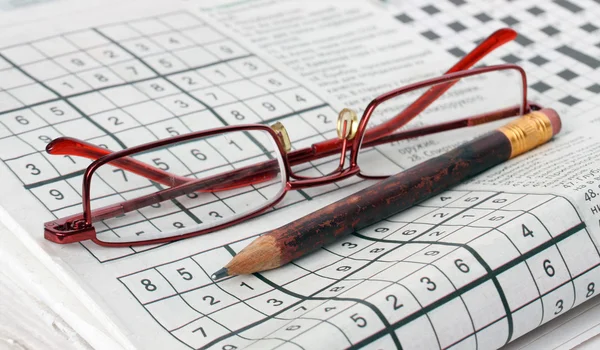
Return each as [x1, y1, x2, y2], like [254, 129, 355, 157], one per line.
[211, 267, 229, 280]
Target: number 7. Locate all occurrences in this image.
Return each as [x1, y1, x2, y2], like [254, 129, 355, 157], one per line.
[113, 168, 128, 181]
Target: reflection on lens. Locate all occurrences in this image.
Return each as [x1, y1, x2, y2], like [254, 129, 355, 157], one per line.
[90, 129, 285, 243]
[357, 69, 524, 177]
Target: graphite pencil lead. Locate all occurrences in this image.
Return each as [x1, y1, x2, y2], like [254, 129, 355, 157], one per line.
[211, 267, 229, 280]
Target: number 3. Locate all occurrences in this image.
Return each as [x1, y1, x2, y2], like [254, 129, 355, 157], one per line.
[555, 299, 563, 315]
[26, 164, 41, 175]
[420, 277, 436, 291]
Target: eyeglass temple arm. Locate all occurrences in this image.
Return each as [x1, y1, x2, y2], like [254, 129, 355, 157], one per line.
[47, 136, 323, 185]
[312, 28, 518, 152]
[102, 162, 277, 220]
[288, 102, 529, 166]
[46, 138, 192, 188]
[363, 28, 518, 143]
[362, 104, 525, 148]
[47, 136, 281, 190]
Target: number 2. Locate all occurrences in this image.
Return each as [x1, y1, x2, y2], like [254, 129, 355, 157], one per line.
[202, 295, 220, 305]
[317, 114, 331, 124]
[108, 116, 123, 126]
[386, 294, 403, 310]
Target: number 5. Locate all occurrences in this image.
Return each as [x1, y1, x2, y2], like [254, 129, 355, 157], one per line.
[152, 158, 169, 171]
[177, 268, 193, 280]
[350, 313, 367, 328]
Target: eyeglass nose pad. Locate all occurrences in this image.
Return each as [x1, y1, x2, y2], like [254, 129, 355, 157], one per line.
[270, 122, 291, 153]
[337, 108, 359, 141]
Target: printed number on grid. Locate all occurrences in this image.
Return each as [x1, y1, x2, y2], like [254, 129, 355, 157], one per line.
[119, 191, 600, 349]
[0, 11, 340, 262]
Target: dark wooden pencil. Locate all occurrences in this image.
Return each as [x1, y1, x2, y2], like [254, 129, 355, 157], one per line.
[212, 109, 561, 280]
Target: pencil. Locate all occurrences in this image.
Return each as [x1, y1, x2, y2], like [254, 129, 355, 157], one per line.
[212, 108, 561, 280]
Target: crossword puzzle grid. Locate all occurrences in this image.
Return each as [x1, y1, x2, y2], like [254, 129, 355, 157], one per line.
[119, 191, 600, 350]
[391, 0, 600, 119]
[0, 11, 366, 262]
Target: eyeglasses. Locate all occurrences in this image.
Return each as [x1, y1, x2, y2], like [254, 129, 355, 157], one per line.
[43, 28, 541, 247]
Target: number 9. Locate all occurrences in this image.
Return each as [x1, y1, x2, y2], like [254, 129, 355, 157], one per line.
[49, 189, 64, 200]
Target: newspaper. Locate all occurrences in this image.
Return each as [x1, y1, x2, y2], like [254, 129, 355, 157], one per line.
[1, 0, 600, 349]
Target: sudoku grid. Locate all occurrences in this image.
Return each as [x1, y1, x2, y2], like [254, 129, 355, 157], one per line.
[119, 190, 600, 350]
[390, 0, 600, 120]
[0, 11, 375, 262]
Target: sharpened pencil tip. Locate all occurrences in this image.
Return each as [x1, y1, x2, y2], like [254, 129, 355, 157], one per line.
[211, 267, 229, 280]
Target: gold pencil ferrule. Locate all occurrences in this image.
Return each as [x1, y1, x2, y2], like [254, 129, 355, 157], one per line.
[498, 111, 554, 159]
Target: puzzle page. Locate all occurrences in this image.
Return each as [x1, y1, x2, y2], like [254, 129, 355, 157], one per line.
[1, 1, 600, 350]
[377, 1, 600, 347]
[382, 0, 600, 128]
[0, 1, 353, 347]
[114, 126, 600, 350]
[203, 0, 600, 133]
[0, 0, 444, 348]
[125, 194, 592, 350]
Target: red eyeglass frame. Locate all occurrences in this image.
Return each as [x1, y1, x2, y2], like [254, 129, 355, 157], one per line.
[44, 28, 538, 247]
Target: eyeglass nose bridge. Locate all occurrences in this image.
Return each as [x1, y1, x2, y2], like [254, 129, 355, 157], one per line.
[330, 108, 359, 173]
[270, 121, 291, 153]
[337, 108, 359, 141]
[288, 166, 360, 190]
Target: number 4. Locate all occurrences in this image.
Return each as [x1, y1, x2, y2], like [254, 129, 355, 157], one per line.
[522, 224, 534, 238]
